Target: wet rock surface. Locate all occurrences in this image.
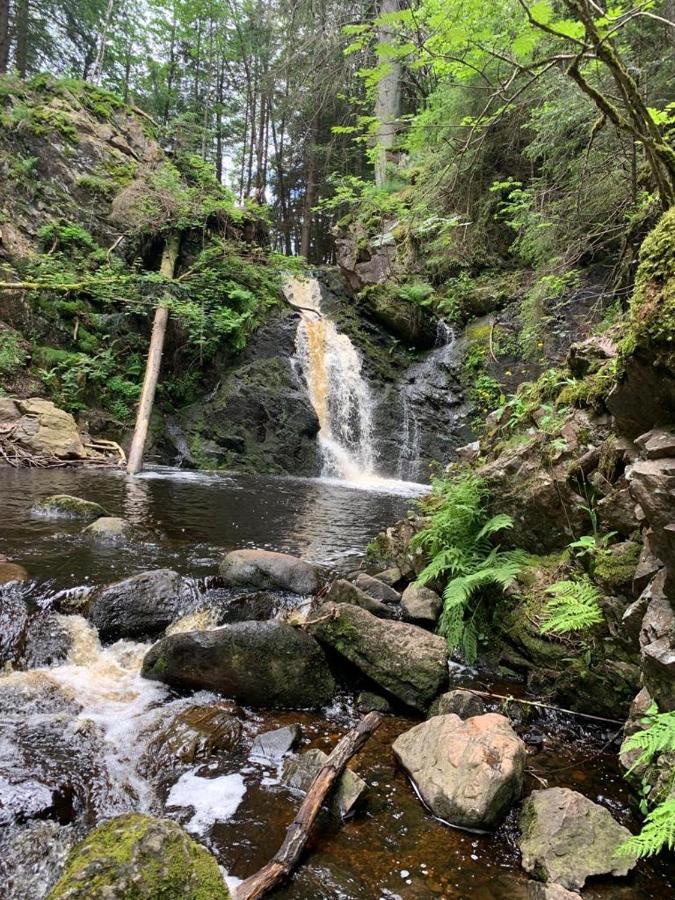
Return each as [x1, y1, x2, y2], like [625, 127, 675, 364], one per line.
[325, 578, 398, 618]
[82, 516, 136, 543]
[143, 703, 242, 777]
[142, 621, 336, 709]
[518, 787, 637, 890]
[0, 398, 87, 460]
[88, 569, 191, 641]
[392, 713, 526, 829]
[281, 747, 367, 818]
[308, 601, 447, 711]
[428, 689, 486, 719]
[219, 548, 321, 595]
[353, 572, 401, 604]
[32, 494, 108, 520]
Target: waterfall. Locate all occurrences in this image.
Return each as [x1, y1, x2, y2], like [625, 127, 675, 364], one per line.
[285, 276, 376, 480]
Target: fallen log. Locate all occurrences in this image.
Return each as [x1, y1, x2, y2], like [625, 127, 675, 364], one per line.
[235, 711, 382, 900]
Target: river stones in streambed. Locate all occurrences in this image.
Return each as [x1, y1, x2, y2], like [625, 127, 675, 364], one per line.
[353, 572, 401, 604]
[281, 747, 367, 818]
[392, 713, 526, 829]
[219, 548, 321, 594]
[142, 621, 336, 709]
[82, 516, 137, 544]
[325, 578, 399, 619]
[87, 569, 193, 641]
[518, 787, 637, 891]
[307, 601, 447, 711]
[47, 813, 230, 899]
[31, 494, 108, 520]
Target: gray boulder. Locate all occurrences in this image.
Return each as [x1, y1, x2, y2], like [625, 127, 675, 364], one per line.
[1, 398, 86, 460]
[401, 583, 442, 623]
[325, 579, 398, 619]
[392, 713, 525, 829]
[518, 787, 637, 890]
[308, 601, 447, 711]
[281, 747, 367, 818]
[219, 548, 320, 594]
[428, 689, 486, 719]
[353, 572, 401, 604]
[142, 621, 336, 709]
[88, 569, 189, 641]
[250, 725, 301, 762]
[373, 567, 402, 586]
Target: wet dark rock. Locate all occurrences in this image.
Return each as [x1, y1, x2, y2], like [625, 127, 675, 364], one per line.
[213, 590, 290, 624]
[250, 724, 301, 762]
[527, 882, 580, 900]
[357, 691, 392, 714]
[82, 516, 135, 543]
[308, 601, 447, 711]
[23, 612, 72, 668]
[325, 578, 398, 619]
[219, 548, 321, 595]
[596, 484, 639, 538]
[393, 713, 525, 829]
[518, 787, 636, 890]
[32, 494, 108, 521]
[353, 572, 400, 604]
[88, 569, 191, 642]
[281, 747, 367, 818]
[401, 583, 442, 624]
[632, 536, 662, 596]
[143, 704, 242, 777]
[142, 621, 336, 709]
[48, 813, 229, 899]
[0, 593, 28, 666]
[0, 820, 77, 900]
[428, 689, 486, 719]
[372, 566, 402, 586]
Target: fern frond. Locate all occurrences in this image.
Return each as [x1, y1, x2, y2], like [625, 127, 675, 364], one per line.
[623, 710, 675, 770]
[540, 578, 603, 634]
[475, 514, 514, 542]
[437, 603, 464, 653]
[618, 797, 675, 859]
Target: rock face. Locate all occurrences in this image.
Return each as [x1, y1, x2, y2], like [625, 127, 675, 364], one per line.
[142, 621, 336, 709]
[281, 748, 367, 818]
[0, 398, 86, 459]
[401, 583, 442, 624]
[47, 813, 229, 899]
[88, 569, 189, 641]
[392, 713, 526, 829]
[32, 494, 108, 520]
[219, 548, 321, 595]
[308, 601, 447, 711]
[518, 788, 636, 891]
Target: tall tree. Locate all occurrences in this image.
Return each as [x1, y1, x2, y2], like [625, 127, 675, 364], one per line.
[373, 0, 401, 186]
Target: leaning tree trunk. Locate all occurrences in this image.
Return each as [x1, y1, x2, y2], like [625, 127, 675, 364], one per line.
[126, 233, 180, 476]
[374, 0, 401, 187]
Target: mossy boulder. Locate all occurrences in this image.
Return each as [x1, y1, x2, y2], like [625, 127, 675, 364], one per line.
[32, 493, 108, 520]
[48, 813, 229, 899]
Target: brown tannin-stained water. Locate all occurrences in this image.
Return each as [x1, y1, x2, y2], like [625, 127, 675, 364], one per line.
[0, 465, 674, 899]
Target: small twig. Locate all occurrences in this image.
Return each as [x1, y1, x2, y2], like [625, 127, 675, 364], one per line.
[488, 318, 498, 363]
[462, 687, 625, 726]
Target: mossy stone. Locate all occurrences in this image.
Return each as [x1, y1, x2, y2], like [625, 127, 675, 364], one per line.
[48, 813, 229, 899]
[33, 494, 109, 520]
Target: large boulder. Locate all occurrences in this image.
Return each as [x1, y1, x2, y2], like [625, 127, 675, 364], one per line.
[392, 713, 526, 829]
[47, 813, 229, 899]
[32, 494, 108, 520]
[88, 569, 190, 641]
[142, 621, 336, 709]
[353, 572, 401, 604]
[518, 787, 637, 891]
[0, 398, 86, 459]
[0, 561, 28, 584]
[143, 703, 242, 777]
[219, 548, 321, 595]
[308, 601, 447, 711]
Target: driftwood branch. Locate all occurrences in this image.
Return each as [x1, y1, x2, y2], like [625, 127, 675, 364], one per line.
[235, 711, 382, 900]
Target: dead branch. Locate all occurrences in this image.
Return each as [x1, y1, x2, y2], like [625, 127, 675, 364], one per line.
[235, 711, 382, 900]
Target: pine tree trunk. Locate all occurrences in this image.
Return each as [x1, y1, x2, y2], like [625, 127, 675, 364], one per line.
[0, 0, 10, 74]
[14, 0, 29, 77]
[374, 0, 401, 187]
[126, 234, 180, 476]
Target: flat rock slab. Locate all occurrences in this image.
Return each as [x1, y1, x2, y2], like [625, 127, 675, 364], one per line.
[393, 713, 526, 829]
[428, 689, 486, 719]
[219, 548, 320, 594]
[518, 787, 637, 891]
[308, 601, 447, 711]
[281, 747, 367, 818]
[250, 724, 301, 762]
[325, 579, 398, 619]
[142, 621, 336, 709]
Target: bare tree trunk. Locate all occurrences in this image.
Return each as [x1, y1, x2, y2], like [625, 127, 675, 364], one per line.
[91, 0, 116, 83]
[14, 0, 29, 76]
[235, 712, 382, 900]
[300, 115, 318, 259]
[126, 234, 180, 476]
[0, 0, 10, 74]
[374, 0, 401, 186]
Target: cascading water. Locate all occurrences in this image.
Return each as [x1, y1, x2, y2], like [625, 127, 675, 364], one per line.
[286, 276, 377, 481]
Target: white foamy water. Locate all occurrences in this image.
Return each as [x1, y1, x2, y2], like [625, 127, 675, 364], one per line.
[166, 771, 247, 835]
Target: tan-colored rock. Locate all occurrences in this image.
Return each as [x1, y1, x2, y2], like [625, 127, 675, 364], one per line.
[0, 561, 29, 584]
[392, 713, 526, 828]
[12, 398, 86, 459]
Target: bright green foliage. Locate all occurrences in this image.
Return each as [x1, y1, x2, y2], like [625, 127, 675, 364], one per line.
[0, 329, 28, 377]
[623, 707, 675, 772]
[539, 577, 604, 635]
[620, 798, 675, 860]
[413, 473, 525, 661]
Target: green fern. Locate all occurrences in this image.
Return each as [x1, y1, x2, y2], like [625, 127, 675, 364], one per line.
[539, 577, 603, 635]
[413, 473, 526, 662]
[619, 797, 675, 859]
[623, 707, 675, 771]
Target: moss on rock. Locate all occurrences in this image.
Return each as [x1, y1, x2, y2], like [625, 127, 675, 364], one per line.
[48, 813, 229, 899]
[32, 494, 108, 520]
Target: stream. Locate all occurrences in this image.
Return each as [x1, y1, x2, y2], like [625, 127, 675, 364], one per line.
[1, 467, 674, 899]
